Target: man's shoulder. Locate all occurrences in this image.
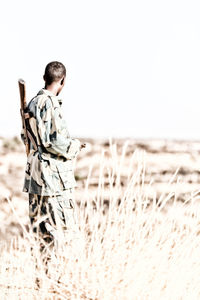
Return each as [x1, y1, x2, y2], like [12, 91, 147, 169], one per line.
[28, 89, 53, 111]
[37, 89, 61, 109]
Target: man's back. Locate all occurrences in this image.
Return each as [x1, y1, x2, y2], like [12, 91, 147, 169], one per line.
[23, 88, 80, 196]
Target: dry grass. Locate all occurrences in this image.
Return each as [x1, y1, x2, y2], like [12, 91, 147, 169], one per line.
[1, 140, 200, 299]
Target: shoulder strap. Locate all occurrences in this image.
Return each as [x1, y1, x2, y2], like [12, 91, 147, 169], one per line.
[24, 112, 38, 152]
[27, 129, 38, 151]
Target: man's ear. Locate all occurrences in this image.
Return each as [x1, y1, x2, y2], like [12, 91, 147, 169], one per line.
[60, 77, 65, 86]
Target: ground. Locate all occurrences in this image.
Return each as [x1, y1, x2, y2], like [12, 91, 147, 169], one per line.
[1, 136, 200, 241]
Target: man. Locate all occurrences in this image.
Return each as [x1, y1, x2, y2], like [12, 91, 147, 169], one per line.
[21, 61, 85, 247]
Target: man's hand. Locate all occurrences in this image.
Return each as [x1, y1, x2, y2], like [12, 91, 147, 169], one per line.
[80, 143, 86, 150]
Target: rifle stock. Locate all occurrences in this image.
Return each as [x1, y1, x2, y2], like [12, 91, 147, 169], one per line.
[18, 79, 30, 156]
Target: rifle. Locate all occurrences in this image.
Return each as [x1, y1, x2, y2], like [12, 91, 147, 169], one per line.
[18, 80, 85, 156]
[18, 79, 30, 156]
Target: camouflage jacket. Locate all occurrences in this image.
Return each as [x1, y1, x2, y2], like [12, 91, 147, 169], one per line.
[22, 88, 80, 196]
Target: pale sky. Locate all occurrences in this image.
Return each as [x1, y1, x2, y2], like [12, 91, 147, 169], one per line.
[1, 0, 200, 140]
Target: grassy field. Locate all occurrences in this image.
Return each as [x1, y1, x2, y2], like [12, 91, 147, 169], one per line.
[1, 137, 200, 299]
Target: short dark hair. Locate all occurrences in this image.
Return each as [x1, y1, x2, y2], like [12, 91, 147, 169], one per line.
[44, 61, 66, 85]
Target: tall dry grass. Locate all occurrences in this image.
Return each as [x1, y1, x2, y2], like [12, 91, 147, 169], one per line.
[1, 140, 200, 299]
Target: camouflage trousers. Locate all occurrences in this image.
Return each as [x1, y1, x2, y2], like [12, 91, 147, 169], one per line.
[29, 188, 79, 246]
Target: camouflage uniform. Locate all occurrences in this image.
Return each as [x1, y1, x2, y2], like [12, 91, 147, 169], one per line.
[22, 88, 80, 244]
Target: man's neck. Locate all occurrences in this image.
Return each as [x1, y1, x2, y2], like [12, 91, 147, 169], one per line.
[45, 84, 59, 96]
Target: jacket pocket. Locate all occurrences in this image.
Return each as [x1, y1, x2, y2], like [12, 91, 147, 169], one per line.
[56, 166, 76, 189]
[49, 159, 76, 189]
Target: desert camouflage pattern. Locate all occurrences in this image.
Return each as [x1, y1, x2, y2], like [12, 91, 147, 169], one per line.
[22, 88, 81, 196]
[29, 188, 79, 244]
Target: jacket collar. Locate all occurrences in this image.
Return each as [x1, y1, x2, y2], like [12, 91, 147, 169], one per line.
[37, 89, 63, 106]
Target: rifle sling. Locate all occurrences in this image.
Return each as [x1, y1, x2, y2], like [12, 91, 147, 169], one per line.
[27, 129, 38, 152]
[23, 112, 38, 152]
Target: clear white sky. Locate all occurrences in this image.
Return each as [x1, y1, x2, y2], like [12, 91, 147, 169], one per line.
[1, 0, 200, 140]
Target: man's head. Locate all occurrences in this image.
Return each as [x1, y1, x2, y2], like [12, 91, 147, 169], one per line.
[43, 61, 66, 95]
